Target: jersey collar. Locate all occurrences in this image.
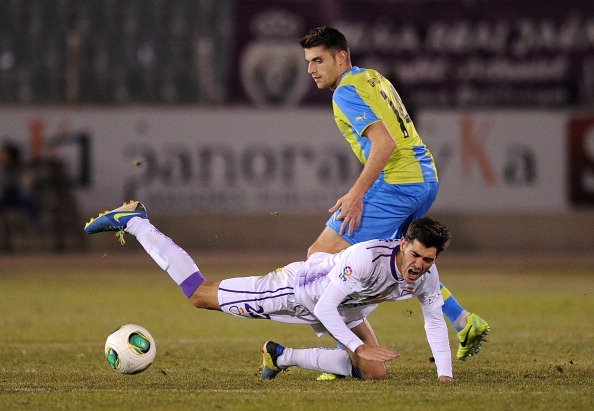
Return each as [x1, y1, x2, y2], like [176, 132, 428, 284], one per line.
[390, 244, 402, 282]
[337, 66, 359, 87]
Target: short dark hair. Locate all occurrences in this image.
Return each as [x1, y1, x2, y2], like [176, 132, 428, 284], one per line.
[405, 217, 450, 255]
[298, 26, 349, 54]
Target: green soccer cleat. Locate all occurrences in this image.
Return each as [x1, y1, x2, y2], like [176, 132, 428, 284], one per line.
[260, 341, 286, 380]
[316, 373, 346, 381]
[316, 342, 346, 381]
[84, 201, 147, 244]
[457, 313, 490, 360]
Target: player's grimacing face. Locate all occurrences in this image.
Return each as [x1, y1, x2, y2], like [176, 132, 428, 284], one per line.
[399, 238, 438, 284]
[304, 46, 346, 90]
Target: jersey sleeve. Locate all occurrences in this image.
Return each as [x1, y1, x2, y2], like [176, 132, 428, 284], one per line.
[313, 283, 365, 352]
[421, 303, 452, 378]
[312, 246, 375, 352]
[333, 85, 380, 136]
[418, 267, 452, 378]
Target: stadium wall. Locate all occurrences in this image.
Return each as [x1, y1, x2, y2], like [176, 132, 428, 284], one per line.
[1, 107, 592, 253]
[83, 210, 594, 255]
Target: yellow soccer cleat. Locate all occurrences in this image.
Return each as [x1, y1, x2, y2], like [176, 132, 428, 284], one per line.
[316, 373, 346, 381]
[457, 313, 490, 360]
[260, 341, 287, 380]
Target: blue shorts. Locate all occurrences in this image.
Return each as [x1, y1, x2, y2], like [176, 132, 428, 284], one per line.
[326, 180, 439, 244]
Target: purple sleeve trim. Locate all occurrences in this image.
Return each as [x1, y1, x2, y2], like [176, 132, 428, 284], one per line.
[180, 271, 206, 298]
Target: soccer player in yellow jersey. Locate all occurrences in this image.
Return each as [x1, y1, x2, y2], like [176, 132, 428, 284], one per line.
[299, 27, 489, 365]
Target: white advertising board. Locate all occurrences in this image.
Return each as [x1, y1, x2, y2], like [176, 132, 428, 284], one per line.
[0, 108, 360, 214]
[0, 107, 570, 214]
[418, 110, 568, 212]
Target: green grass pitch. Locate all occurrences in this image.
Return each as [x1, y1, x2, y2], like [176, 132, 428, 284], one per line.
[1, 252, 593, 410]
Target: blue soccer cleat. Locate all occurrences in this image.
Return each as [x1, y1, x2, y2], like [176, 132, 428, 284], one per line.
[84, 201, 147, 244]
[260, 341, 287, 380]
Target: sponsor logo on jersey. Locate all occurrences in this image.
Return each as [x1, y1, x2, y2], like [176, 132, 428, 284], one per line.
[229, 306, 245, 315]
[229, 304, 270, 319]
[339, 266, 353, 282]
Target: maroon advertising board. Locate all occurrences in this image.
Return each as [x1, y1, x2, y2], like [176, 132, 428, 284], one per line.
[230, 0, 594, 109]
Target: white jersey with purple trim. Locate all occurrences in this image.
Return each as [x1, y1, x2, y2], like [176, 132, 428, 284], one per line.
[294, 239, 450, 378]
[217, 239, 451, 377]
[294, 239, 443, 314]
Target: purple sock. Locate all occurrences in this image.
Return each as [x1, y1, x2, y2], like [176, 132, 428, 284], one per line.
[179, 271, 206, 298]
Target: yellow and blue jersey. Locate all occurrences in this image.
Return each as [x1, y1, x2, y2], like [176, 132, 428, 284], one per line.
[332, 67, 438, 184]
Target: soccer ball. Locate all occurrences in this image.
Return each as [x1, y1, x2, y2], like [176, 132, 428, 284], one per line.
[104, 324, 156, 375]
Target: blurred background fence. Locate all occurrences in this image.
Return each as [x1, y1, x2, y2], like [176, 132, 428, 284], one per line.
[1, 0, 593, 254]
[0, 0, 233, 105]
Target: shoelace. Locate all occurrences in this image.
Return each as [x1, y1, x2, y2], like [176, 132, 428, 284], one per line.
[116, 229, 126, 245]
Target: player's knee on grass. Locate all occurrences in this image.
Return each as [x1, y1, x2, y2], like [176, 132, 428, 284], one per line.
[360, 367, 387, 380]
[358, 361, 388, 380]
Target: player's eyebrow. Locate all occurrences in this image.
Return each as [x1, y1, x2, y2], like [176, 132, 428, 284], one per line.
[412, 250, 435, 263]
[306, 55, 323, 63]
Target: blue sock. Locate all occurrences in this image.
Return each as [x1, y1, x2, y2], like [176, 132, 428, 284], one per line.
[440, 283, 465, 331]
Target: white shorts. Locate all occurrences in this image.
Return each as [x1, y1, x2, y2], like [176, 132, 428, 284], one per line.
[218, 262, 317, 324]
[218, 262, 371, 336]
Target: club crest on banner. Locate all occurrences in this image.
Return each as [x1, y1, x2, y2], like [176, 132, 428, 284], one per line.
[239, 9, 311, 107]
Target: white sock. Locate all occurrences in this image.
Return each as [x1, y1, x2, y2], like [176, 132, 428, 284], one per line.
[454, 310, 471, 331]
[126, 217, 205, 297]
[278, 347, 352, 376]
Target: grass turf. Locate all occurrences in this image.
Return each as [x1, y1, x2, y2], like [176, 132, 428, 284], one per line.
[0, 252, 593, 410]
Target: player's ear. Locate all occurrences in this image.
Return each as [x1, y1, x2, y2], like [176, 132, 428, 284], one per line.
[337, 50, 348, 65]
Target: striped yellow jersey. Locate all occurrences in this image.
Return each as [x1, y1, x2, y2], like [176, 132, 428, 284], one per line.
[332, 67, 438, 184]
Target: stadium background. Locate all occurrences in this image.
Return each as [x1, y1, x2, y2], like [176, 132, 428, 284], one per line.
[1, 0, 593, 255]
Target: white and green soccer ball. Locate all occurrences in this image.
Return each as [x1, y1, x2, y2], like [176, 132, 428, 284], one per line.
[104, 324, 156, 375]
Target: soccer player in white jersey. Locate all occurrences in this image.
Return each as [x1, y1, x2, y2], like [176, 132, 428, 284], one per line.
[85, 201, 454, 382]
[298, 27, 488, 365]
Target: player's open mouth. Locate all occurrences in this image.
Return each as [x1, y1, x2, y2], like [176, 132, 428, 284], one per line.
[407, 268, 420, 279]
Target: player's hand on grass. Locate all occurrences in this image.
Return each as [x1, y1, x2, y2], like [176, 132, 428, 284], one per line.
[354, 344, 400, 362]
[438, 375, 454, 382]
[330, 193, 364, 236]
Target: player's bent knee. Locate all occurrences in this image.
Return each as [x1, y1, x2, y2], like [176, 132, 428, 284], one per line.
[306, 243, 318, 258]
[362, 368, 388, 380]
[188, 294, 218, 310]
[188, 281, 221, 311]
[188, 294, 203, 308]
[358, 362, 388, 380]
